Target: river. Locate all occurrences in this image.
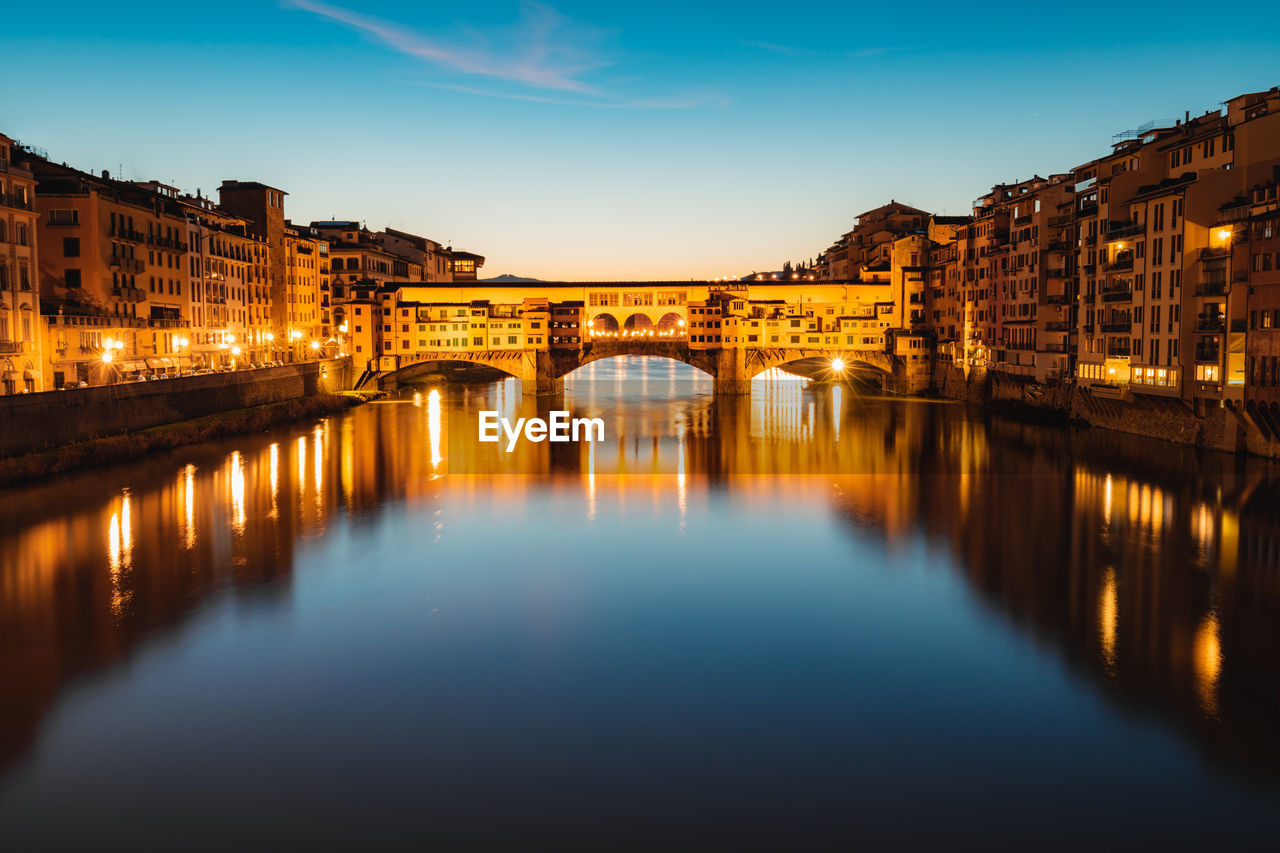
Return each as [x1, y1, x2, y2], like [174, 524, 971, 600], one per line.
[1, 356, 1278, 849]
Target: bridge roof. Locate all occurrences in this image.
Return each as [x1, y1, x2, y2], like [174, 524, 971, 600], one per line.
[399, 279, 870, 288]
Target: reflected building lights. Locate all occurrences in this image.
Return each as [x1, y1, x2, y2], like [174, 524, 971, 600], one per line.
[428, 388, 443, 470]
[1099, 567, 1118, 674]
[1103, 473, 1113, 525]
[183, 464, 196, 550]
[832, 385, 842, 442]
[1194, 611, 1223, 718]
[296, 436, 307, 498]
[230, 451, 246, 532]
[313, 425, 325, 500]
[269, 442, 279, 518]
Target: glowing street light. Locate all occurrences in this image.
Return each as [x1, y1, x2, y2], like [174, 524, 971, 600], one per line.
[101, 350, 114, 364]
[831, 358, 846, 372]
[310, 340, 320, 352]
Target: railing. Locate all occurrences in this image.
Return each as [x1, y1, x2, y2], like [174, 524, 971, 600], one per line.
[112, 286, 147, 303]
[1046, 293, 1071, 305]
[0, 192, 33, 211]
[1039, 342, 1069, 353]
[1047, 267, 1069, 279]
[1101, 288, 1132, 302]
[148, 235, 189, 252]
[1105, 221, 1144, 240]
[1107, 343, 1131, 357]
[1198, 247, 1229, 261]
[1101, 321, 1131, 333]
[1047, 214, 1073, 228]
[1195, 346, 1220, 363]
[112, 228, 146, 243]
[1196, 316, 1224, 332]
[1044, 321, 1070, 332]
[1079, 203, 1099, 217]
[1195, 279, 1227, 296]
[1046, 240, 1071, 252]
[0, 341, 24, 354]
[109, 254, 145, 274]
[1104, 256, 1133, 272]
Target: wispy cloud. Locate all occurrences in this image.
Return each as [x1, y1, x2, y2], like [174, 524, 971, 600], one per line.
[287, 0, 711, 108]
[418, 81, 722, 110]
[741, 40, 811, 57]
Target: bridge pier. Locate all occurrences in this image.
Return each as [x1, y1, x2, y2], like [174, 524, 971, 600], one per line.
[712, 348, 752, 395]
[520, 350, 565, 396]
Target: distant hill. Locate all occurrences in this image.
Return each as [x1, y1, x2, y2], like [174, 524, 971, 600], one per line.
[482, 274, 543, 283]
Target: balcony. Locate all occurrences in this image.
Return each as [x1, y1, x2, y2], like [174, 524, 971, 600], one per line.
[1107, 342, 1131, 357]
[1046, 293, 1071, 305]
[1198, 247, 1229, 261]
[109, 254, 145, 274]
[1014, 214, 1032, 226]
[0, 340, 25, 354]
[1195, 278, 1227, 297]
[1195, 345, 1220, 363]
[1101, 287, 1132, 302]
[1101, 321, 1131, 333]
[1047, 267, 1069, 279]
[112, 228, 146, 244]
[1046, 240, 1071, 253]
[1195, 315, 1224, 332]
[1044, 321, 1070, 332]
[1082, 323, 1096, 334]
[112, 286, 147, 303]
[1048, 214, 1073, 228]
[148, 235, 189, 252]
[1105, 221, 1144, 241]
[1079, 203, 1099, 218]
[1084, 234, 1098, 247]
[0, 192, 33, 211]
[1104, 254, 1134, 273]
[1039, 342, 1069, 353]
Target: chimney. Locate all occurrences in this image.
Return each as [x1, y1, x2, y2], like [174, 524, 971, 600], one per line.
[101, 169, 110, 180]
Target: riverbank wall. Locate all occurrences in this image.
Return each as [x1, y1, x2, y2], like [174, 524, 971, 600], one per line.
[932, 360, 1280, 458]
[0, 357, 353, 458]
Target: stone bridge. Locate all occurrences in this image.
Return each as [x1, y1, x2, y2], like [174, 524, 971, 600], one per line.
[374, 339, 902, 395]
[343, 279, 927, 395]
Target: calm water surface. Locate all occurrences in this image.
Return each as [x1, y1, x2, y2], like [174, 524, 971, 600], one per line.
[1, 357, 1279, 849]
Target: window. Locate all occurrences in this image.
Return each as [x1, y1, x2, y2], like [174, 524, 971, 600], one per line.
[64, 269, 82, 288]
[63, 237, 80, 257]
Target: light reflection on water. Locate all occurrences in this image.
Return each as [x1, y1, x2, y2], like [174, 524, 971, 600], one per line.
[0, 356, 1278, 848]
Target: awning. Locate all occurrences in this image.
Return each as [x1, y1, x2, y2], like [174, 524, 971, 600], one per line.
[146, 357, 175, 368]
[119, 360, 146, 372]
[1, 370, 15, 379]
[23, 369, 36, 379]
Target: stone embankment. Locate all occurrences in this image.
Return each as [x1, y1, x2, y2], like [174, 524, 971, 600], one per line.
[933, 360, 1280, 458]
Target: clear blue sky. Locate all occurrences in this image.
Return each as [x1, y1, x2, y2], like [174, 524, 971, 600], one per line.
[4, 1, 1278, 279]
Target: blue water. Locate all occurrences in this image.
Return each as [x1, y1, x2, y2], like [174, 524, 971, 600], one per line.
[0, 358, 1276, 849]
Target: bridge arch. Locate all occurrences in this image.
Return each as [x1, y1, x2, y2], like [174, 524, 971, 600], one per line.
[744, 348, 898, 382]
[622, 314, 654, 333]
[655, 312, 684, 332]
[591, 313, 620, 334]
[573, 343, 714, 377]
